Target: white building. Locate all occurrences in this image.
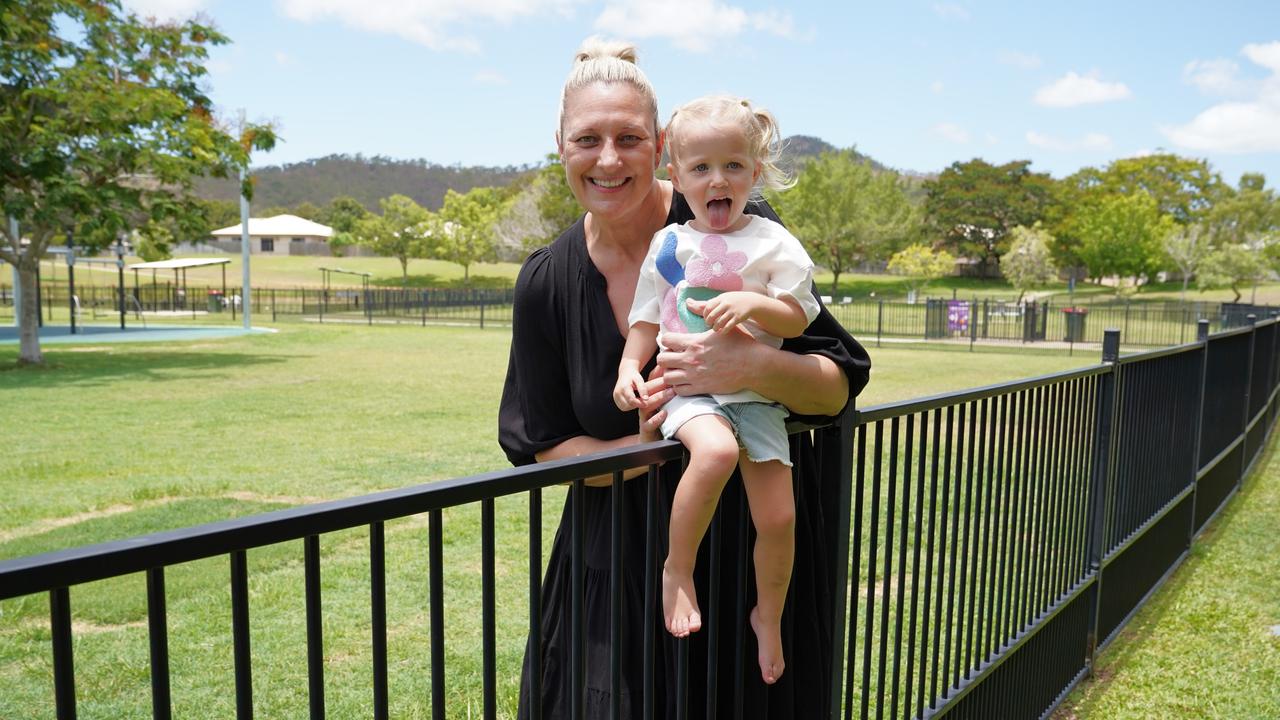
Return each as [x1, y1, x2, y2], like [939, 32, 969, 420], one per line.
[210, 214, 334, 256]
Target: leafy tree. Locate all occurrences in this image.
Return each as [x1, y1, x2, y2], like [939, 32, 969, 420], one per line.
[431, 187, 507, 283]
[356, 194, 430, 283]
[1199, 243, 1266, 302]
[0, 0, 274, 364]
[318, 195, 369, 257]
[134, 221, 175, 262]
[201, 199, 242, 232]
[770, 151, 919, 294]
[1066, 154, 1227, 225]
[533, 155, 581, 248]
[1000, 224, 1059, 302]
[1072, 192, 1175, 288]
[887, 244, 956, 297]
[923, 158, 1054, 275]
[292, 201, 321, 220]
[1163, 224, 1213, 301]
[1206, 172, 1279, 247]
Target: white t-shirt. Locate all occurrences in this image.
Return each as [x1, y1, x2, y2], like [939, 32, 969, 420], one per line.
[628, 215, 820, 406]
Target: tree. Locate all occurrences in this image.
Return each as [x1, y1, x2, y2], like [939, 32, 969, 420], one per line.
[1000, 224, 1059, 302]
[1069, 154, 1228, 225]
[923, 159, 1054, 275]
[1072, 192, 1174, 288]
[770, 151, 919, 294]
[1207, 172, 1279, 247]
[318, 195, 369, 257]
[1163, 224, 1213, 301]
[134, 221, 175, 262]
[0, 0, 274, 364]
[533, 154, 581, 248]
[1199, 243, 1266, 302]
[887, 244, 956, 297]
[356, 194, 430, 283]
[291, 201, 321, 220]
[430, 187, 507, 283]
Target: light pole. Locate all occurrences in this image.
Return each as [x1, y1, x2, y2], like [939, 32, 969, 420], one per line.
[115, 235, 128, 330]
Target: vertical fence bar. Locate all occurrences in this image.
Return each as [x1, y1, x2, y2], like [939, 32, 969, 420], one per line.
[610, 471, 624, 720]
[230, 551, 253, 720]
[482, 499, 496, 720]
[571, 479, 585, 720]
[529, 488, 543, 720]
[50, 587, 76, 720]
[146, 567, 172, 720]
[844, 425, 867, 720]
[370, 523, 388, 720]
[429, 509, 446, 720]
[733, 484, 749, 718]
[643, 467, 658, 720]
[304, 535, 325, 720]
[705, 502, 721, 720]
[823, 408, 857, 720]
[1240, 316, 1257, 482]
[1085, 330, 1121, 669]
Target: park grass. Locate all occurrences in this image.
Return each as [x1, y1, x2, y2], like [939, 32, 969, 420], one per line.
[1051, 442, 1280, 719]
[0, 323, 1273, 717]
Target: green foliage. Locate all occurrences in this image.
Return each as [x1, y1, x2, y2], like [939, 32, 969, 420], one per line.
[355, 194, 431, 282]
[1000, 224, 1059, 300]
[0, 0, 274, 363]
[1065, 153, 1228, 225]
[923, 158, 1054, 273]
[199, 199, 241, 233]
[1207, 173, 1280, 247]
[432, 186, 508, 283]
[769, 150, 920, 294]
[887, 243, 956, 293]
[317, 195, 369, 234]
[532, 155, 581, 248]
[1199, 243, 1267, 302]
[1072, 192, 1175, 285]
[134, 221, 175, 262]
[1163, 224, 1213, 300]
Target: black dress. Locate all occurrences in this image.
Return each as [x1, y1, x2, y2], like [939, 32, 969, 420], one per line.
[499, 195, 870, 719]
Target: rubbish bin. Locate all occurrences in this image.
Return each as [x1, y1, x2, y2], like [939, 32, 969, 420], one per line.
[1063, 307, 1088, 342]
[207, 290, 223, 313]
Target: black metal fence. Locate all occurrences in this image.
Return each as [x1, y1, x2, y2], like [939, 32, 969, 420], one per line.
[1, 317, 1276, 719]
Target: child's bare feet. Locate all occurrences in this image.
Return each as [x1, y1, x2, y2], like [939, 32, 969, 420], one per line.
[662, 564, 702, 637]
[749, 606, 785, 684]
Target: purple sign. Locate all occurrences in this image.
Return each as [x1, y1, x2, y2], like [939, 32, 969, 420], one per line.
[947, 300, 970, 334]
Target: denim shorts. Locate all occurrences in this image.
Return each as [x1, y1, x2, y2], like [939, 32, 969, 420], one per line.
[660, 395, 792, 467]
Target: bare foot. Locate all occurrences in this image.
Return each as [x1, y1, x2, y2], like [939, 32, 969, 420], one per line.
[662, 564, 702, 637]
[749, 606, 785, 684]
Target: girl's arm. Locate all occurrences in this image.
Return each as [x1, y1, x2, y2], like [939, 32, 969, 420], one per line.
[614, 321, 660, 410]
[537, 378, 674, 486]
[697, 292, 809, 339]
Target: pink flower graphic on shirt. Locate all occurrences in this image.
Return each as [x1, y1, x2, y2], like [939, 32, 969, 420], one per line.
[661, 288, 687, 332]
[685, 235, 745, 291]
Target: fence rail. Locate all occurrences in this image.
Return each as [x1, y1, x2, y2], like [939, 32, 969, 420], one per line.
[1, 316, 1277, 719]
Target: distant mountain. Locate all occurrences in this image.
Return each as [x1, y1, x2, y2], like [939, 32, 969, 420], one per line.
[194, 140, 930, 212]
[194, 154, 534, 212]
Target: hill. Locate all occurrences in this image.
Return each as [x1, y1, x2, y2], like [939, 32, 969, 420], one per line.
[193, 139, 929, 212]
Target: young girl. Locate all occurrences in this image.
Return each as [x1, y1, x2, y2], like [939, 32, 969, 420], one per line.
[613, 95, 818, 686]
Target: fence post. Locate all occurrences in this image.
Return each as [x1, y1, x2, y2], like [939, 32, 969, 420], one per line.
[1187, 319, 1211, 546]
[969, 299, 977, 352]
[1084, 328, 1121, 672]
[1240, 315, 1257, 483]
[876, 299, 883, 348]
[480, 303, 485, 330]
[821, 405, 857, 719]
[272, 288, 277, 323]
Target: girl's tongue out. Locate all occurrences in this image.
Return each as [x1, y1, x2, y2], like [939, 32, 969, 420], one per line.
[706, 198, 733, 229]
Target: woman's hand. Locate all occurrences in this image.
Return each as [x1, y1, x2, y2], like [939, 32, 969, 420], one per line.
[656, 323, 761, 397]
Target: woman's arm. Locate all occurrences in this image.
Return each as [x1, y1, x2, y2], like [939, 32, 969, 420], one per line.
[535, 380, 674, 486]
[657, 326, 849, 416]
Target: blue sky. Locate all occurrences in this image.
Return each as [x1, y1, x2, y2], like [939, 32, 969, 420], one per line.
[125, 0, 1280, 187]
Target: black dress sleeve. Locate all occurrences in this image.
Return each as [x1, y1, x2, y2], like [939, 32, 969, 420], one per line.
[499, 246, 584, 466]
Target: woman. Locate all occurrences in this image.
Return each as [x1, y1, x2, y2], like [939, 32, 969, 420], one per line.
[499, 38, 870, 718]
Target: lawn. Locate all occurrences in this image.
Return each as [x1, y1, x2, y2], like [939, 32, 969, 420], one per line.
[0, 323, 1273, 717]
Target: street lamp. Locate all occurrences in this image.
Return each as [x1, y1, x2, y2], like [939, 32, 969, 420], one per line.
[115, 234, 131, 330]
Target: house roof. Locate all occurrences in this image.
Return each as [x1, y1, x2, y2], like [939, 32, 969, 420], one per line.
[210, 214, 333, 238]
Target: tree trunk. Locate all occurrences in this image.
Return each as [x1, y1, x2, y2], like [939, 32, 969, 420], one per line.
[1181, 275, 1189, 302]
[829, 270, 840, 296]
[16, 259, 43, 365]
[400, 256, 409, 284]
[463, 263, 470, 285]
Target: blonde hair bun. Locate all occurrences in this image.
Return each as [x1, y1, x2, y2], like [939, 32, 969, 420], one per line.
[574, 37, 638, 66]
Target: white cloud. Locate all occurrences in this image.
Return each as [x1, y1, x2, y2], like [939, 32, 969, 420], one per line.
[1183, 58, 1248, 96]
[932, 122, 970, 144]
[277, 0, 582, 52]
[1034, 71, 1131, 107]
[474, 70, 508, 85]
[1163, 41, 1280, 153]
[123, 0, 209, 19]
[984, 132, 999, 145]
[274, 51, 295, 66]
[930, 81, 944, 95]
[593, 0, 796, 53]
[998, 50, 1041, 70]
[1025, 131, 1112, 151]
[932, 3, 969, 20]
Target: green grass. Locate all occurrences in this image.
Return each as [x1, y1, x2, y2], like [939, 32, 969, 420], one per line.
[0, 323, 1272, 717]
[1051, 444, 1280, 720]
